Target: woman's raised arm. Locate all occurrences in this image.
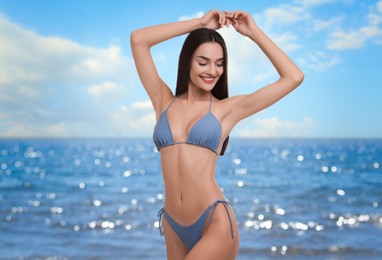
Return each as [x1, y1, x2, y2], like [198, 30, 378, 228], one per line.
[130, 10, 227, 114]
[223, 10, 304, 127]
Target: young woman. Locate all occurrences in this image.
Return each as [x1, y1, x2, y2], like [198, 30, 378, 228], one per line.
[130, 9, 304, 260]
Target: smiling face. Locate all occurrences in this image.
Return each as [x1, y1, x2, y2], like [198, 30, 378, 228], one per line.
[188, 42, 224, 92]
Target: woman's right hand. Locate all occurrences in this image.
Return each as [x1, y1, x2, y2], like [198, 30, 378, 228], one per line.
[224, 10, 258, 38]
[199, 10, 227, 30]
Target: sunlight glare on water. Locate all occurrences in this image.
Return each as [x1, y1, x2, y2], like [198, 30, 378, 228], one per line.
[0, 138, 381, 259]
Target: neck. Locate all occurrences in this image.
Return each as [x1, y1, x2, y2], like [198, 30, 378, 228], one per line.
[182, 84, 211, 102]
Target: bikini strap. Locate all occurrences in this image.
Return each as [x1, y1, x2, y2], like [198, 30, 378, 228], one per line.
[157, 207, 165, 236]
[164, 96, 176, 112]
[207, 200, 234, 239]
[158, 201, 233, 239]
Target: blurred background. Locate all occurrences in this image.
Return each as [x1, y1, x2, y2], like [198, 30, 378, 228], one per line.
[1, 0, 381, 259]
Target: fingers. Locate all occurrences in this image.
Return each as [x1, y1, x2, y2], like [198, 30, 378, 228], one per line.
[233, 10, 248, 19]
[209, 9, 225, 28]
[224, 10, 236, 27]
[226, 10, 248, 21]
[219, 11, 226, 28]
[223, 11, 231, 27]
[224, 10, 240, 26]
[205, 9, 250, 29]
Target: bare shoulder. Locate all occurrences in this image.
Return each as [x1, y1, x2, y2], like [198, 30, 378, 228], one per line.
[213, 95, 248, 116]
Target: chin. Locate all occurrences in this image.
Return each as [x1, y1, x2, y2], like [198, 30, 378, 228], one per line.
[198, 85, 215, 92]
[198, 81, 218, 92]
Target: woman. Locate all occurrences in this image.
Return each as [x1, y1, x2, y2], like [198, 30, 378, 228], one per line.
[130, 10, 304, 259]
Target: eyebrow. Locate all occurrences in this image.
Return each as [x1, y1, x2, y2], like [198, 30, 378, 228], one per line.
[196, 56, 224, 62]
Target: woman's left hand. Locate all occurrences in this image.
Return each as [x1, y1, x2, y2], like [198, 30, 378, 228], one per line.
[224, 10, 257, 37]
[200, 9, 227, 30]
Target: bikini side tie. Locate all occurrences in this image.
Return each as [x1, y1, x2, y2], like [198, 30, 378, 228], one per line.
[206, 200, 234, 239]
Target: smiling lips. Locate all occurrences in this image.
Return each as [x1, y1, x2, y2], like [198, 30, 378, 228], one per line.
[201, 76, 216, 84]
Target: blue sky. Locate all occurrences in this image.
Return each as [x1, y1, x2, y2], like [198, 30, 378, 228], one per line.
[1, 0, 381, 138]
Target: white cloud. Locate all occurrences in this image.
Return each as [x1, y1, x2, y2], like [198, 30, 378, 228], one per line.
[368, 12, 382, 26]
[313, 16, 344, 31]
[360, 25, 382, 38]
[131, 101, 153, 110]
[179, 11, 204, 21]
[293, 0, 336, 6]
[327, 1, 382, 50]
[86, 81, 129, 104]
[237, 116, 315, 137]
[2, 121, 101, 138]
[252, 72, 275, 85]
[262, 5, 309, 28]
[298, 51, 340, 72]
[262, 1, 381, 53]
[273, 32, 301, 52]
[328, 30, 366, 50]
[294, 0, 354, 7]
[87, 82, 120, 96]
[0, 15, 138, 137]
[110, 103, 156, 136]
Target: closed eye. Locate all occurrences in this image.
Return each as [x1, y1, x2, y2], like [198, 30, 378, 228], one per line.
[196, 56, 224, 67]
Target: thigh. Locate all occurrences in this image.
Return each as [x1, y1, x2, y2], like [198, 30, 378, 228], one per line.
[185, 204, 240, 260]
[162, 215, 189, 260]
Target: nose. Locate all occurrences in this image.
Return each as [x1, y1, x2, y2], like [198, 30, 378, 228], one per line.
[207, 64, 217, 75]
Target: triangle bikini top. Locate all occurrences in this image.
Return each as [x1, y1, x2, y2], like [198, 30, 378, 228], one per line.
[153, 94, 222, 155]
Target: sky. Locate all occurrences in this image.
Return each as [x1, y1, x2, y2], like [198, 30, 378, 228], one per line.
[1, 0, 381, 139]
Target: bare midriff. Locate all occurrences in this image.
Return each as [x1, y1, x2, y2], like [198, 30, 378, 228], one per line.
[160, 143, 224, 225]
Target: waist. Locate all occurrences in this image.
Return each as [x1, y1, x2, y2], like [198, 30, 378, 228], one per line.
[161, 162, 218, 201]
[159, 145, 221, 222]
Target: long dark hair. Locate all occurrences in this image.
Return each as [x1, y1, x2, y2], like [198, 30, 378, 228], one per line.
[175, 28, 229, 155]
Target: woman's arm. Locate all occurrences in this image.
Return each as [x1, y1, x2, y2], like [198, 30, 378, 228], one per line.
[222, 10, 304, 127]
[130, 10, 227, 114]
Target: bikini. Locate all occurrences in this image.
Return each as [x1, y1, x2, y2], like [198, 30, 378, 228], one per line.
[153, 94, 221, 155]
[158, 200, 234, 251]
[153, 94, 234, 251]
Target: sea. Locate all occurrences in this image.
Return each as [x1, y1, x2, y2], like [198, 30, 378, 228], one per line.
[0, 138, 381, 260]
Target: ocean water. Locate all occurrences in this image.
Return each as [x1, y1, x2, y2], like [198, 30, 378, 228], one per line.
[0, 138, 381, 260]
